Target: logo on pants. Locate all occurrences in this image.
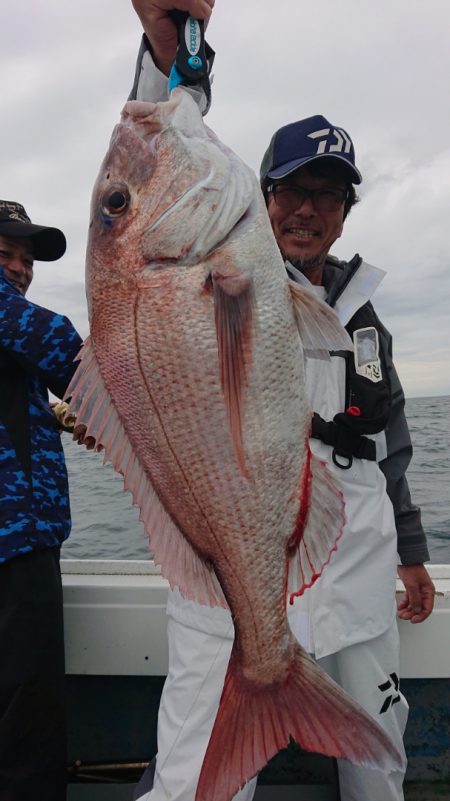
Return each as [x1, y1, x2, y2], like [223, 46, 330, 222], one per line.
[378, 672, 401, 714]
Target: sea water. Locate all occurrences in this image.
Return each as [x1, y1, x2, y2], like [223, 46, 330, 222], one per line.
[61, 395, 450, 564]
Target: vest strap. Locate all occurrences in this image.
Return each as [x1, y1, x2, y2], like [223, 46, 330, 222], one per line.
[311, 412, 377, 469]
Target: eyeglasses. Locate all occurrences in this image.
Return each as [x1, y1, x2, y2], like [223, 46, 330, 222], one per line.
[267, 183, 347, 213]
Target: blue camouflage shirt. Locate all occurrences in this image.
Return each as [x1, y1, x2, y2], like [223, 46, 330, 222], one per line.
[0, 269, 83, 562]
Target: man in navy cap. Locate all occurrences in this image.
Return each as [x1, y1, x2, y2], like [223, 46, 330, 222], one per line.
[260, 115, 361, 285]
[0, 200, 82, 800]
[256, 114, 436, 800]
[128, 4, 435, 801]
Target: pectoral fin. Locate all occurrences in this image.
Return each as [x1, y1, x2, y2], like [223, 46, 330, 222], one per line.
[210, 268, 254, 476]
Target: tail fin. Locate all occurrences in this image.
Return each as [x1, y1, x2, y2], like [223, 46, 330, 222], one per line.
[195, 644, 404, 801]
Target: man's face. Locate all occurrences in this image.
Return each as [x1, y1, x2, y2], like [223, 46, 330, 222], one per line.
[266, 164, 346, 283]
[0, 234, 34, 294]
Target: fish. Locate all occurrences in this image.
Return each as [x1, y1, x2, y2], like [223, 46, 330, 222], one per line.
[66, 88, 404, 801]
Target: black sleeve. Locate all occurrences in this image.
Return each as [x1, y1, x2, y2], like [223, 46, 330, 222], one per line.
[376, 315, 430, 564]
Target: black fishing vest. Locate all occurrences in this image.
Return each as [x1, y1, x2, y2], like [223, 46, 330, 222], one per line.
[310, 256, 392, 469]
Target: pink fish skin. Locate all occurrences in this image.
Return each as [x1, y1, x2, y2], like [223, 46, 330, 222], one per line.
[66, 89, 404, 801]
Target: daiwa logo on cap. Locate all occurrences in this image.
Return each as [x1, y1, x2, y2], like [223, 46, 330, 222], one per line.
[307, 127, 353, 155]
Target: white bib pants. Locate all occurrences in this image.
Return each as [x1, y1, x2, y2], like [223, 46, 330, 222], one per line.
[135, 590, 408, 801]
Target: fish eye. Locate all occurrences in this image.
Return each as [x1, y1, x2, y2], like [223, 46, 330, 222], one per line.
[101, 186, 130, 217]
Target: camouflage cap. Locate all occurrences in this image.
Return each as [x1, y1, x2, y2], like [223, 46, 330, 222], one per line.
[0, 200, 66, 261]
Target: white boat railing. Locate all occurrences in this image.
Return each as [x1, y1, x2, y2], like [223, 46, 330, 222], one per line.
[61, 560, 450, 679]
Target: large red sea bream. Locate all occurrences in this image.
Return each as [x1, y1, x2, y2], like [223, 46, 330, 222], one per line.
[66, 88, 403, 801]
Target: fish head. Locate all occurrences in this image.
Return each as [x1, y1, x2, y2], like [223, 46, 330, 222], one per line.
[86, 88, 257, 316]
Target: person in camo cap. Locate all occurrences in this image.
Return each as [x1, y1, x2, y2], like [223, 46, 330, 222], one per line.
[0, 200, 82, 800]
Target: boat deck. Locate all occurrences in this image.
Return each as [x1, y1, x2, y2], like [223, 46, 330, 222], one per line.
[67, 781, 450, 800]
[62, 561, 450, 799]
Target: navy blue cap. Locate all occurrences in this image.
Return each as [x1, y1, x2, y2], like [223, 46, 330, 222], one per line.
[260, 115, 362, 185]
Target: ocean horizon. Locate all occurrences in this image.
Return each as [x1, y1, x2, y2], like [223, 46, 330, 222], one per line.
[61, 394, 450, 564]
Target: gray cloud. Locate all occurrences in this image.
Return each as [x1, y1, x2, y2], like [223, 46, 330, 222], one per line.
[2, 0, 449, 397]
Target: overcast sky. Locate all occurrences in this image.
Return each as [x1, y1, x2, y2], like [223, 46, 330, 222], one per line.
[2, 0, 449, 398]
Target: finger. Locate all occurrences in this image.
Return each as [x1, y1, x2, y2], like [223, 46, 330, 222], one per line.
[397, 608, 414, 621]
[402, 584, 423, 614]
[396, 592, 408, 609]
[397, 591, 415, 620]
[421, 586, 436, 615]
[177, 0, 214, 22]
[198, 0, 215, 19]
[154, 0, 213, 19]
[399, 586, 435, 623]
[185, 0, 214, 17]
[410, 608, 431, 624]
